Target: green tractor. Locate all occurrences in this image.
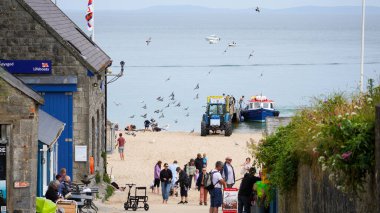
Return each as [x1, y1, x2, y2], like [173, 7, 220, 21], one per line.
[201, 96, 232, 137]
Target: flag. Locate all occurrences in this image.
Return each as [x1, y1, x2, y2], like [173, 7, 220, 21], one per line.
[85, 0, 94, 31]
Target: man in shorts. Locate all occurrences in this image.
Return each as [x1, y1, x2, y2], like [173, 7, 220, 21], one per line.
[209, 161, 227, 213]
[115, 133, 126, 160]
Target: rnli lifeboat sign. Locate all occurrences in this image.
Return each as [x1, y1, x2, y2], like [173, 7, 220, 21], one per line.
[0, 60, 52, 74]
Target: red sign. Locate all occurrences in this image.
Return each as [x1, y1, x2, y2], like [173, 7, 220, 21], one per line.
[223, 188, 238, 213]
[14, 181, 30, 188]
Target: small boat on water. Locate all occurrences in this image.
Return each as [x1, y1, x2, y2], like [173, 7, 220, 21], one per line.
[205, 35, 221, 44]
[241, 96, 280, 122]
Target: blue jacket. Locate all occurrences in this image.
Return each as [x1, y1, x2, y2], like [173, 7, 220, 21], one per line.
[222, 163, 235, 184]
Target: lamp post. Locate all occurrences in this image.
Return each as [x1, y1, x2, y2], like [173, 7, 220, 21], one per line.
[360, 0, 366, 92]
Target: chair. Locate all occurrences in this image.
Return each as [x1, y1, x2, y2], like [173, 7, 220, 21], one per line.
[56, 200, 78, 213]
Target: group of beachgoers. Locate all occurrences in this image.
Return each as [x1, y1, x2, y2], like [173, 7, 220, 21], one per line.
[152, 155, 261, 213]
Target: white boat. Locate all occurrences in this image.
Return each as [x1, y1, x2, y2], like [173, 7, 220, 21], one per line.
[205, 35, 221, 44]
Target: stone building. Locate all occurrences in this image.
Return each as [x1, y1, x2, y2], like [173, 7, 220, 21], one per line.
[0, 0, 112, 181]
[0, 67, 44, 212]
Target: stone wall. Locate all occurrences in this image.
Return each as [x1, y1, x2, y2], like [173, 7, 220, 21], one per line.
[276, 107, 380, 213]
[0, 78, 40, 212]
[0, 0, 105, 180]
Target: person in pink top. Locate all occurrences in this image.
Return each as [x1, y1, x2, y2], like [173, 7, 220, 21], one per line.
[115, 133, 126, 160]
[153, 161, 162, 194]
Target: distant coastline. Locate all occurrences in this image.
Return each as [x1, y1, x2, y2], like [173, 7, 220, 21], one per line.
[66, 5, 380, 15]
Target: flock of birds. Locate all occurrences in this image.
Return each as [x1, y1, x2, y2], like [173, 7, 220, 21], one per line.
[113, 6, 263, 134]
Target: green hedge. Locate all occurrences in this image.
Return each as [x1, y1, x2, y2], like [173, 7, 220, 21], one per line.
[253, 81, 378, 195]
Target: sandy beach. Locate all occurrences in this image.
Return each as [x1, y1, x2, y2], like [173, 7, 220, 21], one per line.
[95, 131, 262, 212]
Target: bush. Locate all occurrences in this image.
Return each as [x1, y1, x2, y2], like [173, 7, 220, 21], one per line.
[103, 172, 111, 184]
[105, 185, 115, 200]
[95, 171, 101, 184]
[253, 80, 378, 195]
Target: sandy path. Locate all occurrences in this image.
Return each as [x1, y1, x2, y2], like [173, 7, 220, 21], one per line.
[97, 131, 262, 212]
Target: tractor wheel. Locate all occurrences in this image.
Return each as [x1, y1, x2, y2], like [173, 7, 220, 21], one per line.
[225, 122, 232, 136]
[201, 121, 207, 136]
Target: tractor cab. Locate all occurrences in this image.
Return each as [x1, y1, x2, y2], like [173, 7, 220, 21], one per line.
[201, 96, 232, 137]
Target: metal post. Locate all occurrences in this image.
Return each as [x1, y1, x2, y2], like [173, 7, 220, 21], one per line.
[360, 0, 366, 92]
[91, 0, 95, 41]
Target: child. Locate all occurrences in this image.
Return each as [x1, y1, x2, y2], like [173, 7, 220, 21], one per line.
[202, 153, 208, 168]
[194, 169, 199, 189]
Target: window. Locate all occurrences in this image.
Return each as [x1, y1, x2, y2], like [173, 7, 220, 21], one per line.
[209, 104, 224, 115]
[254, 102, 261, 109]
[263, 103, 270, 109]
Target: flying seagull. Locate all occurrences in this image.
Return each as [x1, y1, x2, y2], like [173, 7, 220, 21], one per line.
[189, 129, 195, 134]
[154, 110, 160, 114]
[113, 101, 121, 106]
[176, 102, 181, 107]
[184, 107, 189, 111]
[228, 41, 237, 47]
[156, 96, 164, 102]
[141, 113, 147, 118]
[185, 113, 190, 117]
[255, 7, 260, 13]
[129, 115, 135, 119]
[142, 104, 147, 109]
[194, 83, 199, 90]
[159, 113, 165, 119]
[174, 120, 178, 123]
[146, 37, 152, 46]
[165, 76, 171, 82]
[248, 50, 255, 59]
[194, 94, 199, 100]
[165, 103, 170, 108]
[208, 69, 213, 75]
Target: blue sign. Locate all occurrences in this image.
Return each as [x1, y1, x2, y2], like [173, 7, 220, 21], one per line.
[0, 60, 52, 74]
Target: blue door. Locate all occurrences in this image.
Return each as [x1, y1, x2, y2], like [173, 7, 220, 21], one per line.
[39, 92, 73, 179]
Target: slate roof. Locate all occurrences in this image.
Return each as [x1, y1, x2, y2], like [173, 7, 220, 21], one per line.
[17, 0, 111, 72]
[0, 67, 44, 104]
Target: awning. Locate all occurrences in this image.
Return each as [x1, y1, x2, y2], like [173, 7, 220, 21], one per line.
[38, 109, 65, 147]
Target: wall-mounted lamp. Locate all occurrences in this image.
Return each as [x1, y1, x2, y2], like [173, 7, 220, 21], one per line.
[106, 60, 125, 84]
[93, 82, 98, 87]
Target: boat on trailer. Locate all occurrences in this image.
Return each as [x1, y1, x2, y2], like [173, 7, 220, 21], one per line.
[241, 96, 280, 122]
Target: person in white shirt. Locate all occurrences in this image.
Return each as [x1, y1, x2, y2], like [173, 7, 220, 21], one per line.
[222, 157, 236, 188]
[209, 161, 226, 213]
[169, 160, 179, 196]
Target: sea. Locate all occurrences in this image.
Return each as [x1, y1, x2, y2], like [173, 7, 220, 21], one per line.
[66, 7, 380, 133]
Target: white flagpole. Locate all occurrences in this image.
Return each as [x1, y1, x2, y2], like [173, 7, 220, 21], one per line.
[91, 0, 95, 42]
[360, 0, 366, 92]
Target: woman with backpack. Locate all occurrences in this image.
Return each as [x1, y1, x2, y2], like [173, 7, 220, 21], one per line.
[196, 167, 208, 205]
[175, 167, 189, 204]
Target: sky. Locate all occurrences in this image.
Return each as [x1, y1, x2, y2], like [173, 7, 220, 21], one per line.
[57, 0, 380, 11]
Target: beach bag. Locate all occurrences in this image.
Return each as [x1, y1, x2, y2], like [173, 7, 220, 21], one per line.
[204, 171, 218, 191]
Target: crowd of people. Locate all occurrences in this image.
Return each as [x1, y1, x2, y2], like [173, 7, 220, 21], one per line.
[152, 154, 262, 213]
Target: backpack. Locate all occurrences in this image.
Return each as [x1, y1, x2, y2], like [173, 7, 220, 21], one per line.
[204, 171, 218, 191]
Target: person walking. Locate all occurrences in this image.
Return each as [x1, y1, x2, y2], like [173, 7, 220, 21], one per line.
[115, 133, 126, 160]
[238, 167, 261, 213]
[241, 157, 252, 176]
[196, 167, 208, 205]
[186, 159, 196, 189]
[176, 167, 189, 204]
[159, 163, 172, 204]
[153, 161, 162, 194]
[195, 153, 204, 172]
[169, 160, 179, 196]
[203, 153, 208, 168]
[222, 157, 236, 188]
[209, 161, 227, 213]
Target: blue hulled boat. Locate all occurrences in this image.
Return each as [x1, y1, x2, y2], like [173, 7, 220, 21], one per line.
[241, 96, 280, 122]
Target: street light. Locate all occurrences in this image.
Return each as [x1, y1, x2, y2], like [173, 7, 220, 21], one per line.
[360, 0, 366, 92]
